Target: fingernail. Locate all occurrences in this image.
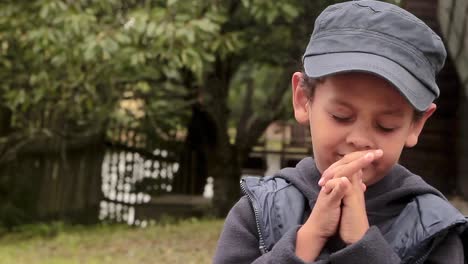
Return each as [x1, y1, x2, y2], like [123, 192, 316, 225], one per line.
[318, 178, 324, 186]
[375, 149, 383, 157]
[364, 153, 373, 161]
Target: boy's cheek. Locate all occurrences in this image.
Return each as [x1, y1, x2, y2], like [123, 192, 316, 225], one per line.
[314, 155, 334, 175]
[364, 159, 396, 185]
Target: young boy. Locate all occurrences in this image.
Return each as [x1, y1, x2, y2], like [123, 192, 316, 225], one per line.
[213, 1, 468, 263]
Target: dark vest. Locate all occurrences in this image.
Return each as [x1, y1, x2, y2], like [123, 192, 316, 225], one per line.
[241, 175, 468, 263]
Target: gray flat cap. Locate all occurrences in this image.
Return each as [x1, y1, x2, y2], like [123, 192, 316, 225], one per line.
[302, 0, 447, 111]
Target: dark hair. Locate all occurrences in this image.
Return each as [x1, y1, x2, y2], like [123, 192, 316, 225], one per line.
[300, 71, 426, 122]
[300, 71, 323, 100]
[412, 110, 425, 121]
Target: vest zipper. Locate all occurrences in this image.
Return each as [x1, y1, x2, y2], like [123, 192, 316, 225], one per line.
[240, 179, 269, 254]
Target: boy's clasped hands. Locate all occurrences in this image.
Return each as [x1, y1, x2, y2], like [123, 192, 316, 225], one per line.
[296, 149, 384, 261]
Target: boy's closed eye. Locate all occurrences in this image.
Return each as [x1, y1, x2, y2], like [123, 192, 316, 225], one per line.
[376, 124, 397, 133]
[328, 107, 354, 123]
[331, 114, 352, 123]
[376, 116, 405, 133]
[329, 112, 402, 133]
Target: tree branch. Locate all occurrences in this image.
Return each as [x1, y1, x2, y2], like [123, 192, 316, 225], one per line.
[235, 64, 295, 160]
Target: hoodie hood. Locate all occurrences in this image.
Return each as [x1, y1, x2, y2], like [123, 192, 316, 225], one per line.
[275, 157, 445, 227]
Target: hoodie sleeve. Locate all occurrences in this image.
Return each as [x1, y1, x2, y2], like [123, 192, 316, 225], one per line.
[424, 231, 464, 264]
[213, 196, 329, 264]
[326, 226, 464, 264]
[329, 226, 401, 264]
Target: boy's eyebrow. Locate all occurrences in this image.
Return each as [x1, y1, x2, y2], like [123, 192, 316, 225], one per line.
[379, 109, 406, 117]
[330, 99, 354, 109]
[330, 98, 406, 116]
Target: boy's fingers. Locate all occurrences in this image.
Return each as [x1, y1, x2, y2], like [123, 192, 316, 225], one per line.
[322, 177, 350, 205]
[323, 177, 343, 194]
[321, 156, 367, 186]
[322, 178, 336, 194]
[329, 149, 380, 170]
[321, 151, 368, 180]
[334, 152, 378, 182]
[328, 177, 350, 205]
[352, 170, 363, 186]
[353, 170, 367, 192]
[319, 149, 383, 186]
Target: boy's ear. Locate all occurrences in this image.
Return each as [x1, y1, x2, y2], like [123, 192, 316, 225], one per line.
[405, 103, 437, 147]
[292, 72, 310, 125]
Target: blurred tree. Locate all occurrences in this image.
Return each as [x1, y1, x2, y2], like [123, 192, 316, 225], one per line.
[1, 0, 400, 220]
[0, 0, 228, 225]
[0, 0, 227, 154]
[195, 0, 401, 216]
[0, 106, 11, 136]
[181, 0, 353, 216]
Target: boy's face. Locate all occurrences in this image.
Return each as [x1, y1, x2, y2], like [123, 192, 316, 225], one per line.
[292, 72, 435, 186]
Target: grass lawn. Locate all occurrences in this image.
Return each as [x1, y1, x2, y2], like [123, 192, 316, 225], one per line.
[0, 218, 224, 264]
[2, 198, 466, 264]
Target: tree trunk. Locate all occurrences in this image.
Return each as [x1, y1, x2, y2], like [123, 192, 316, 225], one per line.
[0, 106, 11, 136]
[174, 104, 214, 195]
[210, 143, 242, 217]
[174, 100, 242, 216]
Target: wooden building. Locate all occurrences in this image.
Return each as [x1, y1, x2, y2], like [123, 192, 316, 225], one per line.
[399, 0, 468, 197]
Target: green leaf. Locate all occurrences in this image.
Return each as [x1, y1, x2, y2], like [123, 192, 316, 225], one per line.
[167, 0, 178, 6]
[281, 3, 299, 19]
[51, 54, 66, 67]
[115, 33, 131, 44]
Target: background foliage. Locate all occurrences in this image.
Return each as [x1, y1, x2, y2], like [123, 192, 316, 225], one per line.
[0, 0, 402, 224]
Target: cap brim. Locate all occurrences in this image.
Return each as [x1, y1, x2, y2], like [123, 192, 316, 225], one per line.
[303, 52, 436, 112]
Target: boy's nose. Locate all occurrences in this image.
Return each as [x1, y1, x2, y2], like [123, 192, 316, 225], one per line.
[345, 125, 375, 151]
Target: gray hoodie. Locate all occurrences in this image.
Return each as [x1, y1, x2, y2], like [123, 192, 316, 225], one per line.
[213, 157, 465, 264]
